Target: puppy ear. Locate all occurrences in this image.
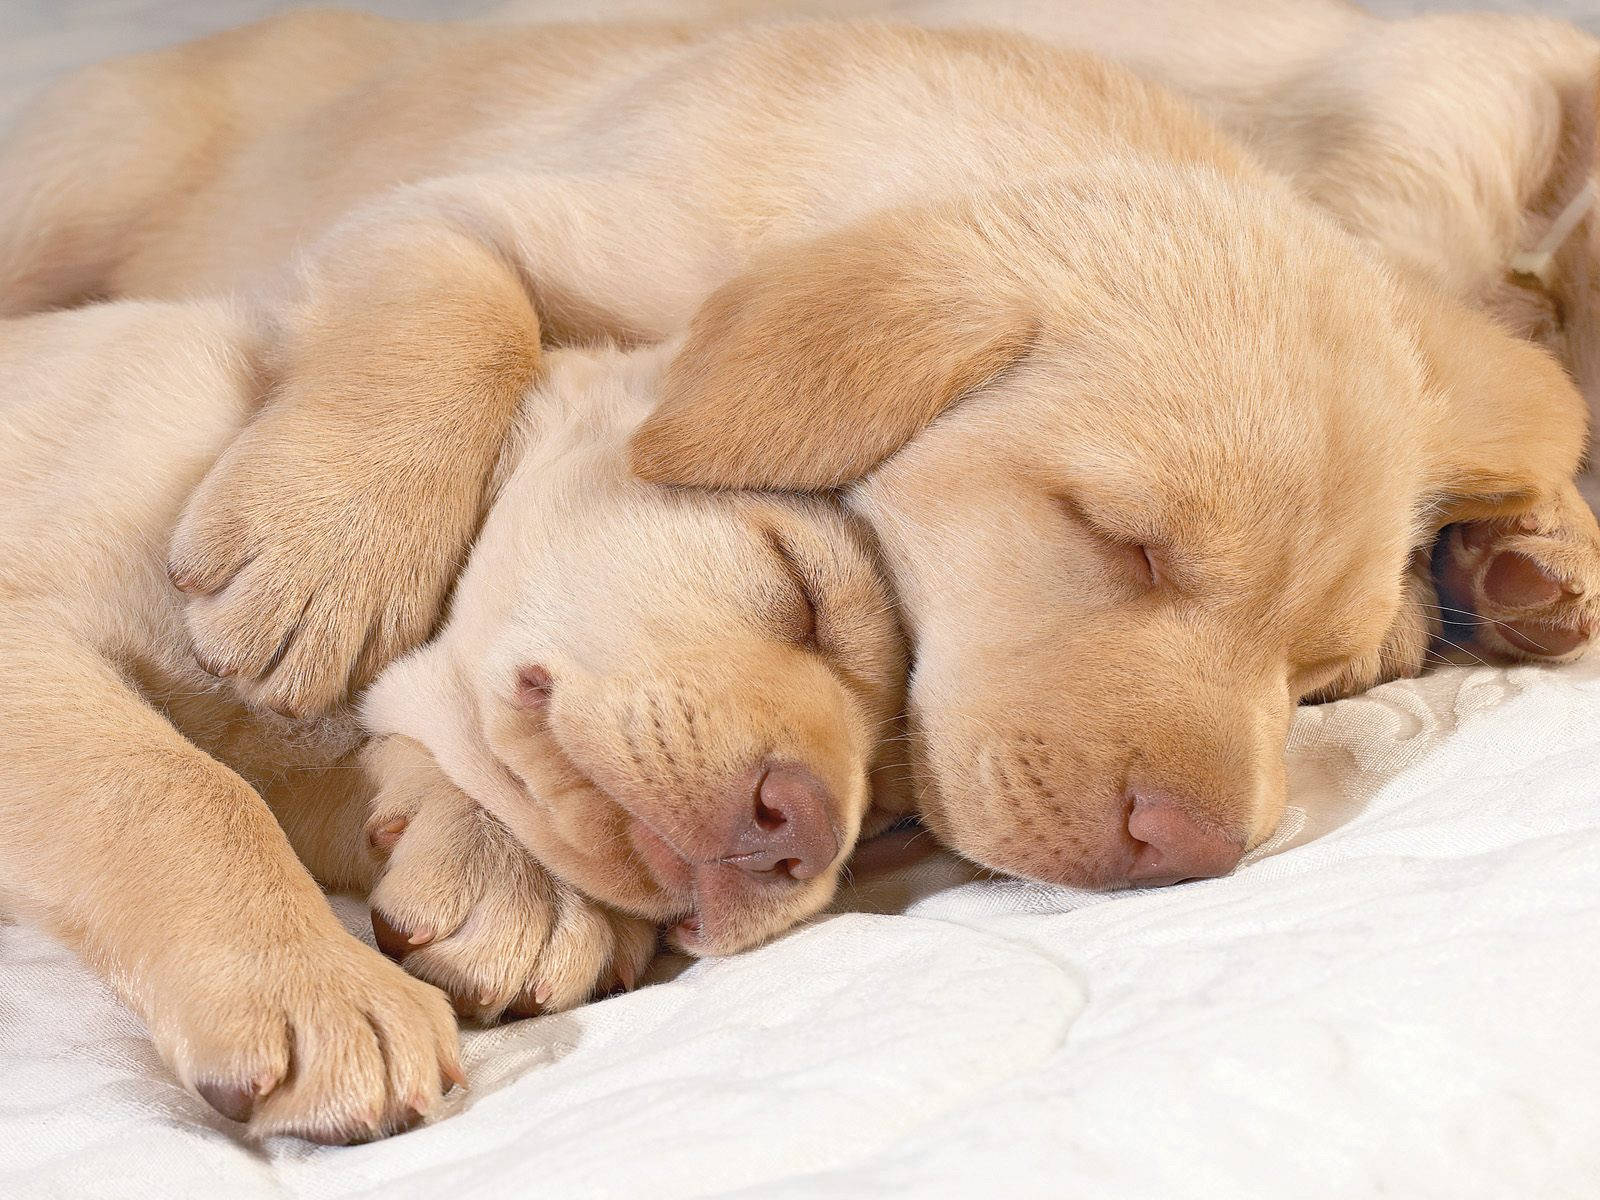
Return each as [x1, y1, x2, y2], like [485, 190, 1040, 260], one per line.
[1408, 284, 1588, 526]
[630, 218, 1036, 490]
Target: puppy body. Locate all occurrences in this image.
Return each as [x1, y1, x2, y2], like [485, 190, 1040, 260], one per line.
[362, 340, 906, 958]
[0, 300, 903, 1140]
[0, 15, 1590, 896]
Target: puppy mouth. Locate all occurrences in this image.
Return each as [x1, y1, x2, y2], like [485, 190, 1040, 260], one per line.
[628, 814, 789, 956]
[487, 732, 693, 913]
[491, 731, 769, 937]
[489, 717, 840, 952]
[660, 863, 796, 957]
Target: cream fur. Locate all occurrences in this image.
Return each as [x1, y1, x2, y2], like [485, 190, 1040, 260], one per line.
[0, 300, 904, 1141]
[0, 12, 1591, 881]
[530, 0, 1600, 499]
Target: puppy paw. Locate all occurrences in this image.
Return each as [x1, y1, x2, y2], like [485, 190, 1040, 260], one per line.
[168, 404, 479, 718]
[365, 759, 658, 1023]
[155, 932, 462, 1144]
[1308, 546, 1439, 702]
[1436, 495, 1600, 663]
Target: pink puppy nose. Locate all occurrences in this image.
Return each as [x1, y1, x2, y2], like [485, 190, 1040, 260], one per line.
[719, 765, 841, 882]
[1125, 793, 1244, 886]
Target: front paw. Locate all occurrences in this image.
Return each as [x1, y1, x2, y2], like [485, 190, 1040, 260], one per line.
[154, 932, 461, 1144]
[366, 788, 658, 1023]
[1436, 499, 1600, 662]
[168, 405, 477, 718]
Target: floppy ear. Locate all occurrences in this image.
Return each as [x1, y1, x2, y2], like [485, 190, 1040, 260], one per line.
[1408, 284, 1589, 526]
[629, 217, 1036, 490]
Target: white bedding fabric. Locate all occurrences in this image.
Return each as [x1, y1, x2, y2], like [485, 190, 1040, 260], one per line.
[4, 2, 1600, 1198]
[5, 655, 1599, 1199]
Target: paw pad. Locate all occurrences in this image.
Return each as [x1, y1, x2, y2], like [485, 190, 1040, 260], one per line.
[1483, 550, 1564, 610]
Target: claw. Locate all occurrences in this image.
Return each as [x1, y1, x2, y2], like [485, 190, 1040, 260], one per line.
[504, 990, 543, 1020]
[368, 817, 408, 853]
[192, 651, 234, 679]
[390, 1105, 427, 1136]
[616, 957, 638, 993]
[168, 562, 213, 595]
[196, 1074, 273, 1124]
[371, 910, 417, 960]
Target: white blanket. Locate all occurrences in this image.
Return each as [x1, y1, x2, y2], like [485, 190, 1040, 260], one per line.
[6, 655, 1599, 1198]
[5, 2, 1600, 1197]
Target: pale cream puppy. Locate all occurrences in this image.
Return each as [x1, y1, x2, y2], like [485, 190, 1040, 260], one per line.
[0, 299, 904, 1143]
[808, 0, 1600, 651]
[363, 338, 907, 959]
[0, 14, 1592, 893]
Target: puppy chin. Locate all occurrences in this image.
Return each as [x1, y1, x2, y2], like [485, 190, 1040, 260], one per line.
[664, 865, 837, 958]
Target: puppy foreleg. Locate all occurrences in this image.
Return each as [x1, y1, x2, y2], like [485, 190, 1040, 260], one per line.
[166, 177, 571, 720]
[361, 735, 658, 1022]
[0, 632, 460, 1143]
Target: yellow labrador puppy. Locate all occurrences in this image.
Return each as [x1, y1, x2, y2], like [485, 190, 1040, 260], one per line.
[0, 14, 1591, 888]
[560, 0, 1600, 625]
[0, 299, 904, 1143]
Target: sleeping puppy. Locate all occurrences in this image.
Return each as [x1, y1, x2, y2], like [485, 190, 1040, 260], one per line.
[361, 338, 906, 960]
[0, 300, 904, 1143]
[571, 0, 1600, 645]
[630, 193, 1599, 884]
[0, 14, 1592, 889]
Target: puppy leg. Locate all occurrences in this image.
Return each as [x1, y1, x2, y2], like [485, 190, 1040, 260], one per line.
[168, 184, 551, 720]
[362, 736, 659, 1023]
[168, 174, 650, 719]
[0, 633, 460, 1143]
[1435, 481, 1600, 663]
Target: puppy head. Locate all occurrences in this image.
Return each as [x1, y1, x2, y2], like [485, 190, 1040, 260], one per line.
[367, 346, 906, 956]
[630, 167, 1585, 889]
[479, 489, 907, 956]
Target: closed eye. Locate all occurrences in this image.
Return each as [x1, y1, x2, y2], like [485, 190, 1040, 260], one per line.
[1055, 495, 1162, 589]
[765, 530, 819, 648]
[1294, 653, 1369, 702]
[1295, 658, 1349, 692]
[1129, 541, 1160, 587]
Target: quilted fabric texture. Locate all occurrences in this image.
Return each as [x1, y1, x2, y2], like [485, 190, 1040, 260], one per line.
[5, 653, 1599, 1198]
